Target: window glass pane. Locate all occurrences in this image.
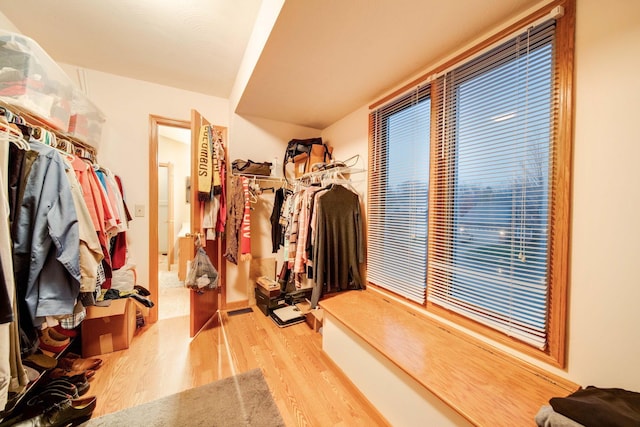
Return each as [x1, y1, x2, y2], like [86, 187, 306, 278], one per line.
[429, 22, 556, 348]
[368, 93, 430, 303]
[451, 43, 552, 328]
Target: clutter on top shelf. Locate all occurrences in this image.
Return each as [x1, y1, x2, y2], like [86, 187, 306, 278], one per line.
[69, 88, 105, 147]
[0, 30, 104, 148]
[0, 31, 73, 132]
[283, 137, 333, 180]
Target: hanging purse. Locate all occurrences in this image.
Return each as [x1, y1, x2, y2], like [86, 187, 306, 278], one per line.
[232, 159, 272, 176]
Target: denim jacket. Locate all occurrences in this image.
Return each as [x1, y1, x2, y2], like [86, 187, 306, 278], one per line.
[12, 142, 80, 327]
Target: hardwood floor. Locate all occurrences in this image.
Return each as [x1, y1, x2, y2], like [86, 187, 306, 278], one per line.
[86, 307, 389, 426]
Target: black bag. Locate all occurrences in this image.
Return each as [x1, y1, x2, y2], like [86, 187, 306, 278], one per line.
[232, 159, 272, 176]
[283, 137, 331, 180]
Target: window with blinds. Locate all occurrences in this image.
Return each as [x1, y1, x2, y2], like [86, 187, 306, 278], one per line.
[368, 86, 430, 303]
[367, 2, 574, 360]
[428, 21, 557, 349]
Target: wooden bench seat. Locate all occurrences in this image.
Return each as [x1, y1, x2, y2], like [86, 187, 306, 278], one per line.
[319, 289, 579, 426]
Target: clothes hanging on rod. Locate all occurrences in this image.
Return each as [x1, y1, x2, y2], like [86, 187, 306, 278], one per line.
[270, 188, 287, 253]
[0, 106, 136, 408]
[226, 173, 288, 261]
[224, 175, 245, 265]
[273, 167, 365, 306]
[0, 118, 30, 410]
[310, 184, 364, 308]
[200, 125, 227, 241]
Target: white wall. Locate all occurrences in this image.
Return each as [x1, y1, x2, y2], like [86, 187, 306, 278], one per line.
[568, 0, 640, 389]
[322, 0, 640, 393]
[0, 11, 19, 33]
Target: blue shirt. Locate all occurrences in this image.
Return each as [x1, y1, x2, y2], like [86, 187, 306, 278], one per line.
[12, 142, 80, 326]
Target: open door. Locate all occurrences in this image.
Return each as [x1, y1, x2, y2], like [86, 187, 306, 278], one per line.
[189, 109, 227, 337]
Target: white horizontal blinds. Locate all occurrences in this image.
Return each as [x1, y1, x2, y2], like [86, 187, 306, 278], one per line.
[368, 86, 431, 303]
[428, 20, 558, 349]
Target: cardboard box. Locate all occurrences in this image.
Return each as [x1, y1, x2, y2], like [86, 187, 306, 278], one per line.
[293, 144, 333, 178]
[295, 301, 324, 333]
[256, 276, 281, 298]
[81, 298, 136, 357]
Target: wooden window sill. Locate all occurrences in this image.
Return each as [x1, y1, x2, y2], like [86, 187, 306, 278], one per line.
[319, 290, 578, 426]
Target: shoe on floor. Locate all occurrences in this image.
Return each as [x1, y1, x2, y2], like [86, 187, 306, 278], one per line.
[11, 396, 97, 427]
[58, 356, 102, 372]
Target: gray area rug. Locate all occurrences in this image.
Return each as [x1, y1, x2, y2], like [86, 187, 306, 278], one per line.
[81, 369, 285, 427]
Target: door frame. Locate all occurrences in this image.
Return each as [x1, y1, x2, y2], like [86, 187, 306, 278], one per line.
[158, 162, 175, 268]
[148, 115, 190, 324]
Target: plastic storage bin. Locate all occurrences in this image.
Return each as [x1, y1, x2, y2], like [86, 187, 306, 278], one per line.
[0, 31, 73, 131]
[69, 88, 105, 147]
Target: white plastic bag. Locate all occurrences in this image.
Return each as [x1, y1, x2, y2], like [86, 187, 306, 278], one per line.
[185, 247, 219, 290]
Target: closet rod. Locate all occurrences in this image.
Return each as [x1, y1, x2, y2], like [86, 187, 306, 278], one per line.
[298, 166, 366, 182]
[0, 100, 98, 159]
[232, 173, 287, 182]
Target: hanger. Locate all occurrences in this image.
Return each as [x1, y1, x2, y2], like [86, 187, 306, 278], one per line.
[321, 169, 358, 193]
[0, 119, 29, 150]
[247, 178, 260, 204]
[0, 108, 30, 150]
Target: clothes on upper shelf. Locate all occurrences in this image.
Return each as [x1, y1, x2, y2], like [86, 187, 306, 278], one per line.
[273, 180, 364, 307]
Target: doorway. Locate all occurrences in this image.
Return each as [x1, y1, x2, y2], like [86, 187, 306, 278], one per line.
[157, 158, 188, 319]
[149, 112, 224, 335]
[148, 116, 192, 323]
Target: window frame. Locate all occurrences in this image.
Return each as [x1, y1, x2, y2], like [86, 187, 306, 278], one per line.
[367, 0, 574, 367]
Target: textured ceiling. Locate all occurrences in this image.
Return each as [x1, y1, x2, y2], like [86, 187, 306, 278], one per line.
[0, 0, 262, 97]
[0, 0, 544, 129]
[237, 0, 545, 129]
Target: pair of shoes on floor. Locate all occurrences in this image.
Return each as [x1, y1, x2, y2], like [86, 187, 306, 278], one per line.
[25, 381, 79, 410]
[57, 355, 102, 372]
[38, 328, 70, 353]
[47, 367, 96, 383]
[41, 376, 90, 397]
[10, 395, 97, 427]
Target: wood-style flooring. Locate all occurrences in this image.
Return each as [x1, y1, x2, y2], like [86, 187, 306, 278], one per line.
[86, 307, 389, 426]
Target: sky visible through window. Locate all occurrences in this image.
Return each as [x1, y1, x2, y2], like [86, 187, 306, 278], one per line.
[450, 43, 553, 327]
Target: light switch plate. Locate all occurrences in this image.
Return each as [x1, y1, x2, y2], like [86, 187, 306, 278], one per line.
[134, 204, 145, 217]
